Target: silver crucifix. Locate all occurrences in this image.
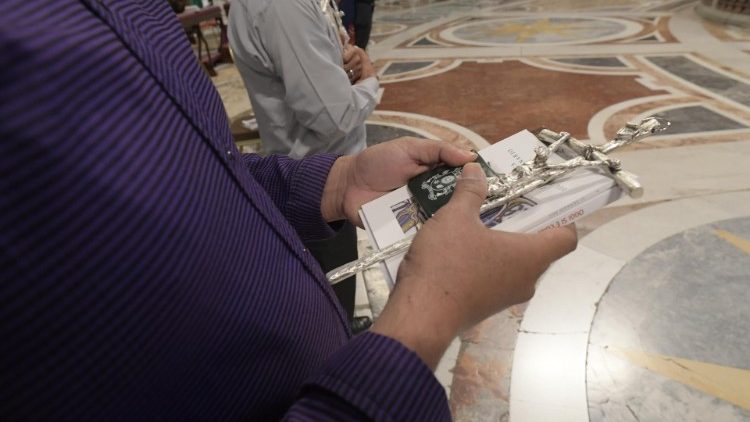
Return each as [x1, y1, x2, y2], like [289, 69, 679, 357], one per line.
[326, 116, 670, 285]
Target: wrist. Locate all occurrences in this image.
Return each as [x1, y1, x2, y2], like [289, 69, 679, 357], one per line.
[371, 278, 461, 369]
[321, 156, 353, 222]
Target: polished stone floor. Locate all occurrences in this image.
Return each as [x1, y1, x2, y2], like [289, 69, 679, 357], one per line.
[214, 1, 750, 420]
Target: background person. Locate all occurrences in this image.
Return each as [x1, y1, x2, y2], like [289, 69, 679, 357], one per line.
[229, 0, 380, 331]
[355, 0, 375, 49]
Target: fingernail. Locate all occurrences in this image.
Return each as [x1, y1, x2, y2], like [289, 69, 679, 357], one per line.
[460, 162, 484, 180]
[462, 149, 478, 160]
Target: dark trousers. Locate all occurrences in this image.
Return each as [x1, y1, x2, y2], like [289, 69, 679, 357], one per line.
[355, 0, 374, 50]
[305, 222, 358, 321]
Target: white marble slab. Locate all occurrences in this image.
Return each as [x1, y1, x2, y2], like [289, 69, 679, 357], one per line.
[511, 399, 588, 422]
[509, 332, 590, 422]
[582, 191, 749, 262]
[693, 190, 750, 218]
[435, 337, 462, 395]
[510, 190, 750, 422]
[519, 245, 625, 335]
[612, 139, 750, 209]
[670, 7, 750, 74]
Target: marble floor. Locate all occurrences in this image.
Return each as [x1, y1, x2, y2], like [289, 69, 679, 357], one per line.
[213, 1, 750, 420]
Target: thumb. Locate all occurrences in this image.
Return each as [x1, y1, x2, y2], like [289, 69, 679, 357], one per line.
[447, 163, 487, 215]
[525, 224, 579, 265]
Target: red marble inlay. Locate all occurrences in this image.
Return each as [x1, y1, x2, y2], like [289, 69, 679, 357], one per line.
[377, 60, 668, 142]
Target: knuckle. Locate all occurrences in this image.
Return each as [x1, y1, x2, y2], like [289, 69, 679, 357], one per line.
[522, 284, 536, 302]
[461, 182, 487, 201]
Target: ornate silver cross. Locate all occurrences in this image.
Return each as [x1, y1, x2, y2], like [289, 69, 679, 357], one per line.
[326, 116, 670, 285]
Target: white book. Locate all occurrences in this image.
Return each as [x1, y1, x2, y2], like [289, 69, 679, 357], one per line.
[360, 130, 626, 288]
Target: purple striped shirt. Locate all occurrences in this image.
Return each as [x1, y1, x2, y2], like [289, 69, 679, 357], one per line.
[0, 0, 449, 420]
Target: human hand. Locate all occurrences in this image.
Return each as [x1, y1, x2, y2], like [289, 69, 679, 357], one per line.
[321, 137, 476, 226]
[343, 44, 376, 84]
[342, 44, 361, 83]
[371, 163, 578, 369]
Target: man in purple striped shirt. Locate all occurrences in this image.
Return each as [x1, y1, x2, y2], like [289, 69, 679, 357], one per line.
[0, 1, 577, 420]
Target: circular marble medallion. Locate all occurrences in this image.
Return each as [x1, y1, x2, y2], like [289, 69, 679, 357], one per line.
[442, 17, 642, 46]
[587, 217, 750, 421]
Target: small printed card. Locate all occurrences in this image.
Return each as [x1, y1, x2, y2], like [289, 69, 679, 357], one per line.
[407, 154, 495, 218]
[360, 129, 626, 287]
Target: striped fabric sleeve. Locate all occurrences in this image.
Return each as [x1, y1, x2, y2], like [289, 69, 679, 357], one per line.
[242, 153, 341, 241]
[284, 332, 451, 421]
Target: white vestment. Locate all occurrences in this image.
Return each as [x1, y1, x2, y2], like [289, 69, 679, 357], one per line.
[229, 0, 379, 158]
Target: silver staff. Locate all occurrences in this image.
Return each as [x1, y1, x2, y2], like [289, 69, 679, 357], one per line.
[327, 116, 670, 285]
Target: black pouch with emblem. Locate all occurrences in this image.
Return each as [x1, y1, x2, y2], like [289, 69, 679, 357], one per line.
[407, 153, 494, 218]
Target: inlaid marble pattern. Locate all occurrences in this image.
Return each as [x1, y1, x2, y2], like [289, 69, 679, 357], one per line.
[587, 217, 750, 421]
[377, 59, 668, 141]
[381, 60, 435, 75]
[552, 57, 629, 68]
[365, 123, 423, 145]
[647, 55, 750, 108]
[509, 192, 750, 422]
[365, 1, 750, 421]
[211, 64, 252, 121]
[367, 110, 486, 150]
[654, 104, 747, 134]
[411, 36, 441, 46]
[377, 59, 460, 83]
[448, 17, 635, 46]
